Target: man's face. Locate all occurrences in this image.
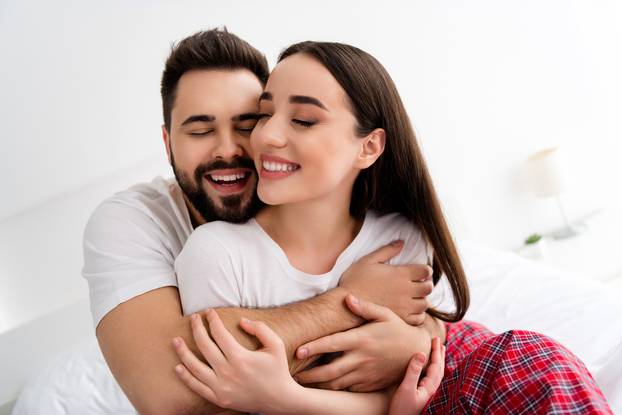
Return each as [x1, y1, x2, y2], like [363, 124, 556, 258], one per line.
[163, 69, 264, 223]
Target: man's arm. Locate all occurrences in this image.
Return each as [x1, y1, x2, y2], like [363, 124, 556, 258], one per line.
[98, 242, 433, 415]
[97, 286, 359, 415]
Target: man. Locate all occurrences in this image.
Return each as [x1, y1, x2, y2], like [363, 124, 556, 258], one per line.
[83, 28, 437, 415]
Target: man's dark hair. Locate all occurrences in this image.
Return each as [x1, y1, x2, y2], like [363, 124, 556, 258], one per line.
[160, 28, 269, 132]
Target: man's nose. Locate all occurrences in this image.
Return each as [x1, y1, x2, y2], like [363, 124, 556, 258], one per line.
[212, 132, 245, 159]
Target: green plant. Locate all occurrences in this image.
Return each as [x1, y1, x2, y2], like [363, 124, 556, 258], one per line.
[524, 233, 542, 245]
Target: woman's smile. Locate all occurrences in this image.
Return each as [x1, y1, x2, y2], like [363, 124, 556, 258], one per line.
[259, 154, 301, 180]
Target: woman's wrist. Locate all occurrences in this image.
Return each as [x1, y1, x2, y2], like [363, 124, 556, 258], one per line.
[268, 382, 308, 415]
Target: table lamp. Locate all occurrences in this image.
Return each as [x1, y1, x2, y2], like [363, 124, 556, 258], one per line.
[524, 147, 585, 239]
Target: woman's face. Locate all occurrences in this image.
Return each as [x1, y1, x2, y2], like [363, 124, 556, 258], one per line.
[250, 53, 364, 206]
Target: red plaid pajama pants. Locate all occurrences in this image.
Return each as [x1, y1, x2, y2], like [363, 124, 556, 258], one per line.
[421, 321, 612, 414]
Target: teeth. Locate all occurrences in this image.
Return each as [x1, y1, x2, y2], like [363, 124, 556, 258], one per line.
[263, 161, 297, 172]
[209, 173, 246, 182]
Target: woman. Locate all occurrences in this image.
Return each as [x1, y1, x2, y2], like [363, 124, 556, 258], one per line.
[171, 40, 465, 414]
[172, 41, 611, 414]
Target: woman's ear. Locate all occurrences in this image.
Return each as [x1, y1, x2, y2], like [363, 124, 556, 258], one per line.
[356, 128, 386, 169]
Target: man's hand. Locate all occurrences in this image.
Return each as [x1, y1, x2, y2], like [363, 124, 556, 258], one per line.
[293, 294, 437, 392]
[339, 240, 434, 325]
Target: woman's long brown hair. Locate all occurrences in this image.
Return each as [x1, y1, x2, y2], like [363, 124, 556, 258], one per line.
[279, 42, 469, 322]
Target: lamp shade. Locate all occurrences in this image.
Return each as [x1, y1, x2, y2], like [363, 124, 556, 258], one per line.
[524, 147, 567, 198]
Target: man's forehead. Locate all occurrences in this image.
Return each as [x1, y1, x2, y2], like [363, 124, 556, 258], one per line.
[172, 69, 262, 125]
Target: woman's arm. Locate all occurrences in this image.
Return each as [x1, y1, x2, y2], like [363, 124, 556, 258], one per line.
[172, 299, 443, 415]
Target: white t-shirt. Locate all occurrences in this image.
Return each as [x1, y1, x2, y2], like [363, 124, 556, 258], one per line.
[82, 176, 193, 327]
[175, 211, 432, 315]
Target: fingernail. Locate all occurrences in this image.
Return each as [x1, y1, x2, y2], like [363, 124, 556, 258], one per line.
[172, 337, 181, 347]
[350, 295, 359, 305]
[241, 317, 250, 324]
[191, 314, 198, 320]
[298, 347, 308, 358]
[390, 240, 403, 246]
[415, 353, 426, 364]
[175, 364, 184, 374]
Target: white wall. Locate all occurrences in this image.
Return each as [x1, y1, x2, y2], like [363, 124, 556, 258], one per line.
[3, 0, 620, 246]
[1, 0, 621, 326]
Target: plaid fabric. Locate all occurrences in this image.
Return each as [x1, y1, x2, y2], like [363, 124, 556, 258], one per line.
[422, 321, 613, 414]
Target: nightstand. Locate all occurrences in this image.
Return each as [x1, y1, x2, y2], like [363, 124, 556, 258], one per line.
[517, 206, 622, 284]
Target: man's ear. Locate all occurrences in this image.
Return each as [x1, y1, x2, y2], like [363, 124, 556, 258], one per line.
[356, 128, 386, 169]
[162, 125, 172, 164]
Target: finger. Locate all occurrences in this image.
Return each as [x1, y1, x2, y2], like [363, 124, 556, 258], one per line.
[405, 297, 428, 314]
[411, 280, 434, 297]
[316, 369, 363, 391]
[294, 354, 356, 385]
[172, 337, 218, 387]
[348, 382, 379, 393]
[174, 363, 218, 403]
[297, 331, 354, 359]
[396, 263, 433, 282]
[239, 318, 284, 352]
[405, 313, 426, 326]
[398, 352, 426, 392]
[188, 314, 225, 367]
[361, 240, 404, 264]
[205, 309, 245, 360]
[418, 338, 445, 395]
[345, 294, 393, 322]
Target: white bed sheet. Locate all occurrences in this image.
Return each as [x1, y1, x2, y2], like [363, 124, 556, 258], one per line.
[12, 242, 622, 414]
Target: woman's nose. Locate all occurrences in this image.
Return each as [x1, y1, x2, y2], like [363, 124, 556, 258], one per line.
[253, 118, 287, 149]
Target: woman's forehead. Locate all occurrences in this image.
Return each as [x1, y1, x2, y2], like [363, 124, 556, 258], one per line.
[265, 53, 346, 106]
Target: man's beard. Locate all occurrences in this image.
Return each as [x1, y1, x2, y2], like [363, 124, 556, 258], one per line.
[170, 153, 264, 223]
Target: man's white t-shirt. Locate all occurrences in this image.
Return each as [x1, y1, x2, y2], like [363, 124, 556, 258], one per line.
[82, 176, 193, 327]
[176, 211, 432, 315]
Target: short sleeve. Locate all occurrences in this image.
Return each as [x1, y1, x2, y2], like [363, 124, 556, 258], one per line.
[175, 226, 243, 315]
[82, 200, 178, 328]
[386, 216, 433, 268]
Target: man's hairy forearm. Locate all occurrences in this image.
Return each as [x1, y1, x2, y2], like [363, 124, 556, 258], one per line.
[213, 286, 363, 373]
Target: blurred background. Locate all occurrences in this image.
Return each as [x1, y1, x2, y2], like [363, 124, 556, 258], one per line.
[1, 0, 621, 410]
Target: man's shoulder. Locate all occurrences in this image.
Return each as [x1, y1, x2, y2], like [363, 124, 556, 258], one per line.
[85, 176, 191, 240]
[91, 176, 184, 220]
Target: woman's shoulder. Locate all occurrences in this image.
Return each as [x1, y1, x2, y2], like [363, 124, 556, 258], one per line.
[368, 210, 417, 231]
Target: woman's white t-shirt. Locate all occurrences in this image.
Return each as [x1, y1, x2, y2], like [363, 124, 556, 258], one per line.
[176, 210, 432, 315]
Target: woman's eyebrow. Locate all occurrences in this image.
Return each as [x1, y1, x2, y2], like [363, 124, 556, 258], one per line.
[289, 95, 328, 111]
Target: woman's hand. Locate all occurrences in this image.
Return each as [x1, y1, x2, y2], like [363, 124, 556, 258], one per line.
[294, 295, 433, 392]
[389, 337, 446, 415]
[172, 309, 301, 414]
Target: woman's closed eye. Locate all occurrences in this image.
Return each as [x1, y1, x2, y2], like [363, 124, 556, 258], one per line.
[292, 119, 316, 128]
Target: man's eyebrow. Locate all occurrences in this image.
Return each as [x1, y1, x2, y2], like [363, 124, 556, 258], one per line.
[259, 91, 273, 102]
[289, 95, 328, 111]
[232, 112, 260, 122]
[181, 114, 215, 126]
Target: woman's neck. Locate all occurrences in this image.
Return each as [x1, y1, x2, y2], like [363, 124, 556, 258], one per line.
[256, 192, 362, 274]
